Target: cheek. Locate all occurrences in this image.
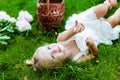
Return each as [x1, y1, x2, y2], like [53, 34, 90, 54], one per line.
[55, 52, 65, 60]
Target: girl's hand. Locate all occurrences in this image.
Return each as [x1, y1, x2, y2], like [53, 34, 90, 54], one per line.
[74, 20, 85, 34]
[85, 38, 94, 47]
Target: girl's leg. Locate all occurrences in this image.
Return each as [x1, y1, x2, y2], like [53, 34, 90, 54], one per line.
[94, 0, 117, 19]
[76, 38, 98, 63]
[94, 4, 109, 19]
[106, 8, 120, 28]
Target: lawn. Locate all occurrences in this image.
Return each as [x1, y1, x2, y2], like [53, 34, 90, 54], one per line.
[0, 0, 120, 80]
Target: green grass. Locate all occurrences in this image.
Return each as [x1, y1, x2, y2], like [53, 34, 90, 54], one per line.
[0, 0, 120, 80]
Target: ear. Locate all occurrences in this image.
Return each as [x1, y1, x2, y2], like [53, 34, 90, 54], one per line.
[33, 56, 38, 64]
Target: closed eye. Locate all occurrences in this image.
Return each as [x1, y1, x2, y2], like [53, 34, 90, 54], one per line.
[47, 46, 51, 50]
[51, 54, 55, 59]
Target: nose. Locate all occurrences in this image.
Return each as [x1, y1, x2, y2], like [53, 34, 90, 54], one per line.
[50, 45, 60, 54]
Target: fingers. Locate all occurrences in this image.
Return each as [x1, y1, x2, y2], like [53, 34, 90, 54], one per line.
[74, 20, 78, 32]
[75, 20, 78, 28]
[79, 23, 85, 32]
[75, 24, 84, 33]
[85, 38, 93, 47]
[74, 20, 85, 33]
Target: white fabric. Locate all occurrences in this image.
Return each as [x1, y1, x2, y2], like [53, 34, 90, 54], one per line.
[72, 50, 89, 61]
[58, 7, 120, 61]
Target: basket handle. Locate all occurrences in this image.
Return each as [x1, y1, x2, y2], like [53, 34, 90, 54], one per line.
[38, 0, 50, 15]
[46, 0, 50, 15]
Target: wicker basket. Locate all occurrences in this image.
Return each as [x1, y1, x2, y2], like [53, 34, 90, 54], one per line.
[37, 0, 64, 30]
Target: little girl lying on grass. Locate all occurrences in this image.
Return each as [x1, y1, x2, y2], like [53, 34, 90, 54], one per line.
[26, 0, 120, 71]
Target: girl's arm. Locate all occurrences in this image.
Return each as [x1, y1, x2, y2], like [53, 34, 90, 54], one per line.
[76, 38, 98, 63]
[86, 38, 98, 56]
[76, 53, 95, 63]
[57, 20, 85, 42]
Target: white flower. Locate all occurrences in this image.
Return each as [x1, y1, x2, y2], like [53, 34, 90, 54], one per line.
[3, 15, 11, 21]
[0, 11, 11, 21]
[16, 20, 32, 32]
[0, 11, 7, 20]
[17, 10, 33, 22]
[8, 17, 17, 23]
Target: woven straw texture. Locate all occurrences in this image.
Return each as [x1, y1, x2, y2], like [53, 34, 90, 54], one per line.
[37, 0, 64, 30]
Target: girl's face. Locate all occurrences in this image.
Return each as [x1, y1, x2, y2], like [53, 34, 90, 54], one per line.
[36, 43, 67, 68]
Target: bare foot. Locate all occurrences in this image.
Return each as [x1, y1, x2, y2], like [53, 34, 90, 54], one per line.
[104, 0, 117, 9]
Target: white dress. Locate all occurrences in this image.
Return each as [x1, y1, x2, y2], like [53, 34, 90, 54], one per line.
[58, 7, 120, 61]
